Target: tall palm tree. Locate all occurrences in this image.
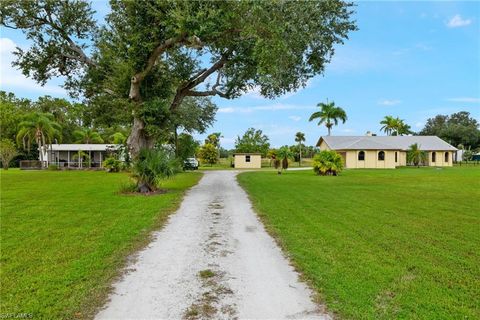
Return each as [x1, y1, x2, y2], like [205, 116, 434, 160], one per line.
[294, 132, 305, 166]
[16, 113, 61, 166]
[74, 128, 104, 144]
[380, 115, 399, 136]
[396, 120, 412, 136]
[309, 101, 347, 136]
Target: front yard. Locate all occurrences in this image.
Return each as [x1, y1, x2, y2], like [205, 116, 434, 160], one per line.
[0, 169, 202, 319]
[238, 167, 480, 319]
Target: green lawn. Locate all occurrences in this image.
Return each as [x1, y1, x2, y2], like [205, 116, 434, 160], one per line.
[238, 167, 480, 320]
[0, 169, 202, 319]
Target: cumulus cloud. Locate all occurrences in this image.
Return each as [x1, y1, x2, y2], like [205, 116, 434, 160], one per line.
[0, 37, 67, 96]
[447, 97, 480, 103]
[446, 15, 472, 28]
[378, 99, 401, 106]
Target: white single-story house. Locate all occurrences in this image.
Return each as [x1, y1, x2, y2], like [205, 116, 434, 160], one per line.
[317, 136, 457, 169]
[39, 144, 120, 168]
[233, 153, 262, 169]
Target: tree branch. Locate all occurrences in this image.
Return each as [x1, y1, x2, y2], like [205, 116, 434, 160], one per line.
[169, 51, 231, 110]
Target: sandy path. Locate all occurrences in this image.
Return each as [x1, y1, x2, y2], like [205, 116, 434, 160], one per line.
[96, 171, 330, 320]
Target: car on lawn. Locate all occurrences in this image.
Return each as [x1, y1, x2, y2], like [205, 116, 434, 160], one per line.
[183, 157, 199, 170]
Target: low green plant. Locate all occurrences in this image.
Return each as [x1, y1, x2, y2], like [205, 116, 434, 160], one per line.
[103, 157, 123, 172]
[47, 164, 59, 171]
[313, 150, 343, 176]
[131, 148, 180, 193]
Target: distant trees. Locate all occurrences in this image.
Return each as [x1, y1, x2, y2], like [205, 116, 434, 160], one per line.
[235, 128, 270, 157]
[380, 116, 412, 136]
[177, 133, 200, 161]
[419, 111, 479, 149]
[73, 128, 104, 144]
[309, 101, 347, 136]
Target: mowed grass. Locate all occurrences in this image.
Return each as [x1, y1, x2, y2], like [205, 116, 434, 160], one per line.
[0, 169, 202, 319]
[238, 167, 480, 319]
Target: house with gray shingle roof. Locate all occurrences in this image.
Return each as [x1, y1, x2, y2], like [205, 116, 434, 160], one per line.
[316, 135, 457, 168]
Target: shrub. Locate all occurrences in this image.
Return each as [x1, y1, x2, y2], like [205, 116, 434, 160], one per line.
[198, 143, 218, 165]
[131, 148, 180, 193]
[103, 157, 123, 172]
[0, 139, 18, 170]
[313, 150, 343, 176]
[47, 164, 59, 171]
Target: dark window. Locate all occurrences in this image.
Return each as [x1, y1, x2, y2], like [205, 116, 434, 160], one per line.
[358, 151, 365, 161]
[245, 155, 251, 162]
[378, 151, 385, 161]
[445, 152, 449, 162]
[395, 152, 398, 162]
[432, 152, 436, 163]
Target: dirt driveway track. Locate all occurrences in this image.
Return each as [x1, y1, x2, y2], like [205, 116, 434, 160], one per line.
[96, 170, 330, 320]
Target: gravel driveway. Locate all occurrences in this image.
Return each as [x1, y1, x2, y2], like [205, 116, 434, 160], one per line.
[96, 170, 330, 319]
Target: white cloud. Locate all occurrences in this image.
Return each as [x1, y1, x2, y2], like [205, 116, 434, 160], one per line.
[288, 116, 301, 122]
[217, 107, 236, 113]
[415, 122, 424, 128]
[0, 37, 67, 96]
[217, 103, 314, 114]
[378, 99, 401, 106]
[447, 97, 480, 103]
[446, 15, 472, 28]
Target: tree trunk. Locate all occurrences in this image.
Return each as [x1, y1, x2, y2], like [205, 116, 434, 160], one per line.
[174, 126, 179, 158]
[127, 117, 155, 158]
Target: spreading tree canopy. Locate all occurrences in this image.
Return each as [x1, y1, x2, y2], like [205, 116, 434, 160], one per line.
[1, 0, 357, 156]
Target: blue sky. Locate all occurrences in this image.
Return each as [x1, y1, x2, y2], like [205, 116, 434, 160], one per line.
[1, 1, 479, 149]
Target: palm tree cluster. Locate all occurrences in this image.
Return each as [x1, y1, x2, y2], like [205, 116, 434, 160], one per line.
[380, 116, 412, 136]
[309, 101, 347, 136]
[16, 113, 62, 165]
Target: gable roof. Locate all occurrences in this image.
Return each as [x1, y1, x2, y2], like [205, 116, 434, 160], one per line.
[317, 136, 457, 151]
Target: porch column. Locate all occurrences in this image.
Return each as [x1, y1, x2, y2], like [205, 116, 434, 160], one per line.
[100, 152, 103, 168]
[89, 150, 92, 168]
[68, 151, 70, 168]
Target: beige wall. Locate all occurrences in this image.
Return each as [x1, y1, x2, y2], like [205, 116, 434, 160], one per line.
[234, 154, 261, 169]
[426, 151, 453, 167]
[344, 150, 398, 169]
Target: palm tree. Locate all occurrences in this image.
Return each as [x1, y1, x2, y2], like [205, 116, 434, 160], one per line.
[277, 146, 294, 174]
[396, 120, 412, 136]
[380, 115, 398, 136]
[16, 113, 61, 166]
[381, 116, 412, 136]
[407, 143, 427, 167]
[309, 101, 347, 136]
[74, 128, 104, 144]
[294, 132, 306, 166]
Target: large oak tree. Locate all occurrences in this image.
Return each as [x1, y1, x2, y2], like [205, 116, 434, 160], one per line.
[1, 0, 356, 157]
